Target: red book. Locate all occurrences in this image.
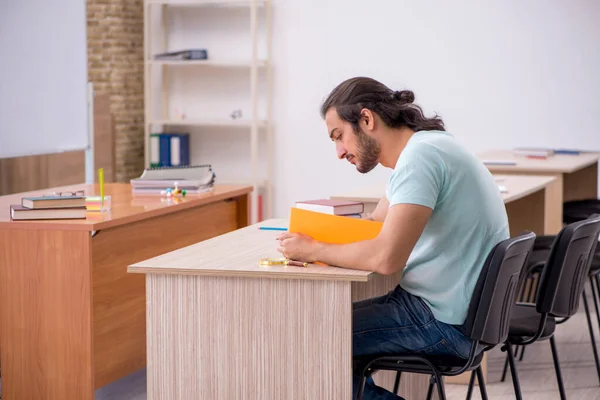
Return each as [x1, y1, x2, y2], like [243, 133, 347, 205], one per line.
[294, 199, 364, 216]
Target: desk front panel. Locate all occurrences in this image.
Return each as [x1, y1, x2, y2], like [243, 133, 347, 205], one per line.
[92, 197, 241, 388]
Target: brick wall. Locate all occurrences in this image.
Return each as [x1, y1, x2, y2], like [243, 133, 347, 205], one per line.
[87, 0, 144, 182]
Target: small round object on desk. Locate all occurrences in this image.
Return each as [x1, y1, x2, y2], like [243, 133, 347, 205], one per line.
[166, 191, 172, 198]
[182, 189, 187, 196]
[166, 188, 172, 193]
[160, 190, 166, 196]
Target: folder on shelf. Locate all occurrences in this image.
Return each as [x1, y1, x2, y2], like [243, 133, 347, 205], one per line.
[150, 134, 160, 167]
[154, 133, 190, 167]
[169, 133, 190, 167]
[153, 49, 208, 61]
[159, 134, 171, 167]
[288, 207, 382, 244]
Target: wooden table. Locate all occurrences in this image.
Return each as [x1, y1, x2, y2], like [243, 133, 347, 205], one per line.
[0, 183, 251, 400]
[128, 219, 430, 399]
[480, 149, 600, 226]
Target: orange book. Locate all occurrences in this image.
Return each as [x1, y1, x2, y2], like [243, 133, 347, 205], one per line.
[288, 207, 383, 244]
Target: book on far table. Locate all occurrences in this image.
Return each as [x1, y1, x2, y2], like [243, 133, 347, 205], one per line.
[294, 199, 364, 216]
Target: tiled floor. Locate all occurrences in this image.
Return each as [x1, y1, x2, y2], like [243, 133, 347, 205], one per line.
[95, 291, 600, 399]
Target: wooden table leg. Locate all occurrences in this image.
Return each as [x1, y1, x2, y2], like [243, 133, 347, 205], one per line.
[146, 275, 353, 399]
[544, 175, 564, 234]
[0, 229, 94, 400]
[505, 189, 547, 237]
[564, 163, 598, 202]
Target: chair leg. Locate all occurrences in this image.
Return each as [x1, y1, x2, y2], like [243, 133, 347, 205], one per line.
[393, 371, 401, 394]
[476, 365, 489, 400]
[593, 275, 600, 332]
[518, 345, 526, 361]
[506, 342, 524, 400]
[433, 371, 446, 400]
[465, 370, 476, 400]
[500, 351, 509, 382]
[549, 335, 567, 400]
[589, 276, 600, 329]
[356, 368, 368, 400]
[583, 288, 600, 386]
[500, 344, 518, 382]
[426, 375, 435, 400]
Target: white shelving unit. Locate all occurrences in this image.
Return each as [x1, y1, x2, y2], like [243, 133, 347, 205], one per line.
[143, 0, 272, 224]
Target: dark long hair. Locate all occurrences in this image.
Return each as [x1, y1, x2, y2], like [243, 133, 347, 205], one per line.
[320, 77, 445, 133]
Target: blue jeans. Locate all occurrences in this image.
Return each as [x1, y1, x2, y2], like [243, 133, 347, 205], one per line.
[353, 285, 477, 400]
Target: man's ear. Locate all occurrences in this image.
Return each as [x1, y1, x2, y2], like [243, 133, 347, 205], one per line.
[360, 108, 376, 132]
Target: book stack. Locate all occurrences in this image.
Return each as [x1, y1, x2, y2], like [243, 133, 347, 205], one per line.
[130, 164, 216, 195]
[10, 195, 87, 220]
[294, 199, 364, 218]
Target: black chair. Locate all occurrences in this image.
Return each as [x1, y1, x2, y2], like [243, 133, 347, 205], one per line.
[505, 235, 600, 384]
[491, 215, 600, 400]
[355, 231, 536, 400]
[563, 199, 600, 224]
[503, 200, 600, 382]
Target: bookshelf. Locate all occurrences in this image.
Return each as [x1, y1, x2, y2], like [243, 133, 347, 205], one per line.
[143, 0, 272, 224]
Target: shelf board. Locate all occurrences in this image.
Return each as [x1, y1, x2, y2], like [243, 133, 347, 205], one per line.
[149, 119, 267, 128]
[148, 59, 267, 68]
[147, 0, 267, 7]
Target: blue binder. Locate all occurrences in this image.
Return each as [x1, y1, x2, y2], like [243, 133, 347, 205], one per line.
[169, 133, 190, 166]
[158, 134, 172, 167]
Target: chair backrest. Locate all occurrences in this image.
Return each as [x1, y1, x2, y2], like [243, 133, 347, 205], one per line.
[463, 231, 536, 345]
[536, 214, 600, 317]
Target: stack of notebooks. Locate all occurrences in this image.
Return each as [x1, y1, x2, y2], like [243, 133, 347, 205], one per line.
[130, 164, 216, 195]
[10, 195, 87, 220]
[294, 199, 364, 218]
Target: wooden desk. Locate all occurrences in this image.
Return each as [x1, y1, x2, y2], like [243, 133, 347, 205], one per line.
[128, 219, 430, 399]
[331, 174, 560, 235]
[0, 183, 251, 400]
[480, 149, 600, 225]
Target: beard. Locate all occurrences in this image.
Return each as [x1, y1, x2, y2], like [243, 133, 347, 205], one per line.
[352, 127, 381, 174]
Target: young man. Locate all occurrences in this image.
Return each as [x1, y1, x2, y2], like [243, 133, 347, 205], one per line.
[277, 77, 509, 399]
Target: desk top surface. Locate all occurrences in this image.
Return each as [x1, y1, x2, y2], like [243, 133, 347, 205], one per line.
[479, 149, 600, 174]
[0, 183, 252, 231]
[128, 219, 373, 282]
[330, 174, 556, 205]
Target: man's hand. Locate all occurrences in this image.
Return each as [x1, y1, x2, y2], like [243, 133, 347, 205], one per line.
[276, 232, 321, 262]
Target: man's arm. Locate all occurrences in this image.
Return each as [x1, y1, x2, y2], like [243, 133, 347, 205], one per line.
[364, 196, 389, 222]
[279, 202, 432, 275]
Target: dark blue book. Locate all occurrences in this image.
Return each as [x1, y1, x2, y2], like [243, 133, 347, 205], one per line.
[159, 134, 171, 167]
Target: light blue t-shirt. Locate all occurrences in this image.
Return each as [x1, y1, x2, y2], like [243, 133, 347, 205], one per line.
[386, 130, 509, 325]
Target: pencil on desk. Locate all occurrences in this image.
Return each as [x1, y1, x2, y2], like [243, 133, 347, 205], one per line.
[259, 226, 288, 231]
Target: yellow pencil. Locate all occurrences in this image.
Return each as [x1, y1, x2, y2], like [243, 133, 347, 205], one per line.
[99, 168, 105, 207]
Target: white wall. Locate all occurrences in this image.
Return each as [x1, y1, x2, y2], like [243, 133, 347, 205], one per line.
[270, 0, 600, 218]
